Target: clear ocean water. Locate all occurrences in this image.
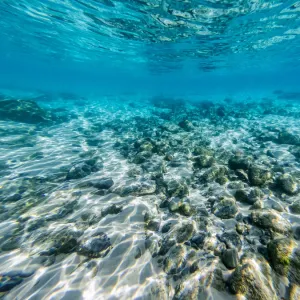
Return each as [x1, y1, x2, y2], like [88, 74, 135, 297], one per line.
[0, 1, 300, 299]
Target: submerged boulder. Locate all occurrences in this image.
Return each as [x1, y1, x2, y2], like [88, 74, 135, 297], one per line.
[0, 99, 65, 124]
[212, 197, 238, 219]
[229, 155, 252, 170]
[267, 238, 300, 284]
[78, 232, 112, 258]
[250, 209, 292, 234]
[267, 238, 296, 277]
[66, 158, 103, 180]
[222, 248, 239, 269]
[248, 165, 272, 186]
[277, 131, 300, 146]
[163, 244, 186, 274]
[289, 199, 300, 214]
[276, 174, 299, 195]
[228, 254, 279, 300]
[113, 178, 156, 196]
[165, 179, 189, 198]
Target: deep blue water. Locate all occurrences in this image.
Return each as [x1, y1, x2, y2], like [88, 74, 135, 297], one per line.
[0, 0, 299, 95]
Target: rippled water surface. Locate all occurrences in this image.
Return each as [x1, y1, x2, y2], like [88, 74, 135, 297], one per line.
[0, 1, 300, 300]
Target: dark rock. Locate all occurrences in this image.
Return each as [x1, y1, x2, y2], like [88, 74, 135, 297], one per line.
[66, 159, 103, 180]
[165, 179, 189, 198]
[161, 222, 174, 233]
[178, 120, 193, 131]
[248, 165, 272, 186]
[235, 188, 264, 205]
[89, 178, 114, 190]
[219, 230, 242, 251]
[174, 223, 195, 243]
[222, 248, 239, 269]
[190, 233, 207, 249]
[27, 219, 46, 232]
[158, 238, 176, 256]
[228, 254, 278, 300]
[212, 197, 238, 219]
[294, 226, 300, 240]
[250, 209, 292, 234]
[267, 238, 296, 276]
[1, 237, 20, 251]
[234, 189, 249, 203]
[0, 275, 23, 292]
[0, 99, 51, 124]
[132, 151, 152, 164]
[200, 166, 228, 183]
[163, 244, 186, 274]
[290, 199, 300, 214]
[229, 155, 252, 170]
[277, 174, 299, 195]
[278, 131, 300, 146]
[193, 155, 214, 168]
[43, 228, 82, 255]
[235, 169, 249, 182]
[146, 220, 160, 232]
[101, 204, 123, 217]
[3, 193, 22, 202]
[78, 232, 112, 258]
[114, 178, 156, 196]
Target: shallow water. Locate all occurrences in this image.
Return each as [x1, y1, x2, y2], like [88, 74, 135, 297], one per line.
[0, 1, 300, 300]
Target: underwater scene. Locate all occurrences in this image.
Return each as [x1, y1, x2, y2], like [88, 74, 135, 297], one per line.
[0, 1, 300, 299]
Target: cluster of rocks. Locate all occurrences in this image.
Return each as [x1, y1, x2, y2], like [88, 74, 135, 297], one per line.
[102, 96, 300, 299]
[1, 94, 300, 298]
[0, 99, 70, 124]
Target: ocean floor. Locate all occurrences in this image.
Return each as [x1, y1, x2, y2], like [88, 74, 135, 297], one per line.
[0, 90, 300, 299]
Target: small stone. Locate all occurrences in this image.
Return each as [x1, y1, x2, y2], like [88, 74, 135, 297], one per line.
[90, 178, 114, 190]
[248, 165, 272, 186]
[161, 222, 174, 233]
[179, 202, 195, 216]
[78, 232, 112, 258]
[277, 174, 299, 195]
[163, 244, 186, 274]
[235, 169, 249, 182]
[290, 199, 300, 214]
[0, 275, 23, 292]
[193, 155, 214, 168]
[168, 197, 182, 212]
[178, 120, 193, 131]
[190, 233, 207, 249]
[213, 197, 238, 219]
[251, 200, 264, 209]
[250, 209, 292, 234]
[267, 238, 296, 276]
[222, 248, 239, 269]
[66, 159, 103, 180]
[229, 155, 252, 170]
[101, 204, 123, 217]
[115, 178, 156, 196]
[174, 223, 195, 243]
[293, 226, 300, 240]
[219, 230, 242, 251]
[278, 130, 300, 146]
[165, 179, 189, 198]
[228, 254, 278, 300]
[216, 176, 228, 185]
[236, 223, 246, 234]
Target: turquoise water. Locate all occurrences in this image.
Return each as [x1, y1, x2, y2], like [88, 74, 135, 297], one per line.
[0, 1, 300, 300]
